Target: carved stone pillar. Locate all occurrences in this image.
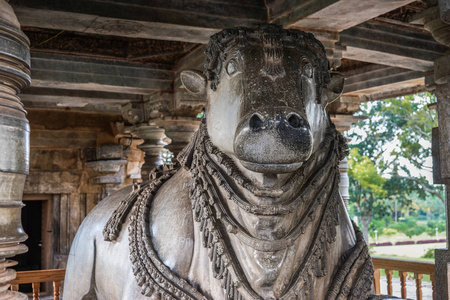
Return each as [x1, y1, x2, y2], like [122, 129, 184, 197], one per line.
[119, 136, 145, 186]
[86, 144, 127, 200]
[339, 158, 350, 210]
[127, 123, 168, 180]
[153, 117, 201, 157]
[439, 0, 450, 25]
[0, 1, 31, 299]
[421, 3, 450, 298]
[434, 82, 450, 300]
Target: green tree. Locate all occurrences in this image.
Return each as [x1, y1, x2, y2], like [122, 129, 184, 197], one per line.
[348, 93, 443, 203]
[348, 148, 387, 241]
[347, 93, 444, 240]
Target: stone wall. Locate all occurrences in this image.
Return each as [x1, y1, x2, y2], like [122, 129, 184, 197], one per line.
[23, 109, 125, 268]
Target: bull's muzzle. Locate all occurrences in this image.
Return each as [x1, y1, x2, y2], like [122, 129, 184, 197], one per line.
[233, 107, 313, 174]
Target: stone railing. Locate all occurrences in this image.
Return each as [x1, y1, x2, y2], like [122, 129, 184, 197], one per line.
[9, 269, 65, 300]
[372, 256, 435, 300]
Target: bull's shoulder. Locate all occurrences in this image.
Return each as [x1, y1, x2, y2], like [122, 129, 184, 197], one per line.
[77, 185, 135, 238]
[65, 185, 135, 299]
[150, 167, 194, 278]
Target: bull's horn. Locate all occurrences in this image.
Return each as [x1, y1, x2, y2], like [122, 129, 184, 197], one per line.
[181, 70, 207, 98]
[322, 72, 345, 107]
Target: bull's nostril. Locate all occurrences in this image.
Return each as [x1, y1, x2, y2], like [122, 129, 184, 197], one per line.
[288, 114, 302, 128]
[249, 114, 264, 131]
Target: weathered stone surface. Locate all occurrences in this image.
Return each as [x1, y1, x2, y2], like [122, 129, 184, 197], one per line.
[123, 148, 145, 180]
[153, 117, 200, 155]
[435, 54, 450, 84]
[90, 175, 123, 185]
[127, 123, 168, 178]
[413, 6, 450, 49]
[96, 144, 123, 160]
[85, 160, 127, 173]
[29, 149, 80, 171]
[30, 130, 97, 148]
[434, 176, 450, 300]
[0, 173, 27, 202]
[0, 1, 31, 298]
[440, 0, 450, 24]
[24, 171, 82, 194]
[435, 82, 450, 180]
[64, 25, 374, 300]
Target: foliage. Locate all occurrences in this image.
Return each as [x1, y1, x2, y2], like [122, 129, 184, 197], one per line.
[368, 218, 390, 238]
[346, 92, 445, 240]
[348, 93, 443, 203]
[348, 148, 388, 241]
[389, 219, 426, 238]
[422, 248, 435, 259]
[426, 220, 446, 235]
[381, 228, 397, 236]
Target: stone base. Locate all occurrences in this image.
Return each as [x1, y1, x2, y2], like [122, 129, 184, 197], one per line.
[0, 291, 28, 300]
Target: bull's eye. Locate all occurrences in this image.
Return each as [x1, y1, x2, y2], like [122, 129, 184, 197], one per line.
[226, 59, 239, 76]
[303, 62, 313, 78]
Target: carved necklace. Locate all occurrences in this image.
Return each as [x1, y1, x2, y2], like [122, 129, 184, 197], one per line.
[180, 121, 348, 299]
[189, 122, 339, 253]
[105, 119, 373, 299]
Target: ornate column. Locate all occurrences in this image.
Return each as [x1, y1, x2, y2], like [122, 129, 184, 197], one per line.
[0, 1, 31, 299]
[434, 81, 450, 300]
[418, 2, 450, 299]
[127, 123, 168, 180]
[339, 158, 350, 210]
[153, 117, 201, 157]
[86, 144, 127, 200]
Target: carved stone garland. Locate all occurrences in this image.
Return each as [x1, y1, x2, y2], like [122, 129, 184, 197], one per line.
[104, 120, 373, 299]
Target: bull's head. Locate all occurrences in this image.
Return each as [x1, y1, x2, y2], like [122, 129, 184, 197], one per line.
[181, 25, 344, 174]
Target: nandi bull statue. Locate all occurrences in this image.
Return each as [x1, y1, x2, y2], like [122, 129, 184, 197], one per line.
[64, 25, 377, 300]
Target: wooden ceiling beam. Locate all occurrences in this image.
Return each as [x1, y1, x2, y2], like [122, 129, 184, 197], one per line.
[340, 19, 448, 71]
[12, 0, 266, 44]
[20, 87, 143, 114]
[342, 64, 425, 98]
[30, 52, 174, 95]
[268, 0, 416, 31]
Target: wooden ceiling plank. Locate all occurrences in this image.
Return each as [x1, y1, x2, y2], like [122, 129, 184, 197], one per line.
[269, 0, 416, 31]
[339, 20, 448, 71]
[29, 52, 174, 94]
[13, 0, 266, 44]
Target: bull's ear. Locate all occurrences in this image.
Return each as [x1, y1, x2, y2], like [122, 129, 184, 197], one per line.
[180, 70, 207, 97]
[322, 72, 344, 107]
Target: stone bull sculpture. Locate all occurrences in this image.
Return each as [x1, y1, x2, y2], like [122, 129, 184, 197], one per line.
[64, 25, 376, 299]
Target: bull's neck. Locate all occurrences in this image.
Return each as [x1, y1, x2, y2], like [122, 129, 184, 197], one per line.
[180, 120, 346, 298]
[182, 119, 345, 238]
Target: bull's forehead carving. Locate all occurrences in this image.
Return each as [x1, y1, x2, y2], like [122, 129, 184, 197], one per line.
[224, 46, 317, 112]
[204, 24, 330, 96]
